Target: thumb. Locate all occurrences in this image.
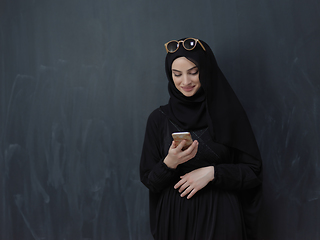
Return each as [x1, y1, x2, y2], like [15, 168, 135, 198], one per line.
[170, 141, 177, 149]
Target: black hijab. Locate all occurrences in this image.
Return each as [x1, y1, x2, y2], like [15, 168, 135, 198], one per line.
[161, 38, 261, 160]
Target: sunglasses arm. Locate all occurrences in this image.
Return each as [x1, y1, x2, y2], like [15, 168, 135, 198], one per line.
[197, 40, 206, 51]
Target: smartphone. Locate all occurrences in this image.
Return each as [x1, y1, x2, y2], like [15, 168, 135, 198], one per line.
[172, 132, 193, 150]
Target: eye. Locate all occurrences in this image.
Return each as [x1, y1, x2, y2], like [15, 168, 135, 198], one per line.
[189, 69, 199, 75]
[173, 71, 182, 77]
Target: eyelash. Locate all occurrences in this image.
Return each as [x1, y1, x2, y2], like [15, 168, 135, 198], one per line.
[173, 70, 198, 77]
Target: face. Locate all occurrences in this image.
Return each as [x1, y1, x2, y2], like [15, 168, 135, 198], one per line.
[171, 57, 201, 97]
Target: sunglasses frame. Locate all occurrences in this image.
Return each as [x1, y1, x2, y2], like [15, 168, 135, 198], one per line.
[164, 38, 206, 53]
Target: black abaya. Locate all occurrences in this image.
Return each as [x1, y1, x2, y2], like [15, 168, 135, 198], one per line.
[140, 107, 262, 240]
[141, 37, 262, 239]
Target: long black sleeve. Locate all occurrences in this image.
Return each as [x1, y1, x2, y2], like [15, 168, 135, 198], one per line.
[140, 109, 177, 193]
[212, 150, 262, 190]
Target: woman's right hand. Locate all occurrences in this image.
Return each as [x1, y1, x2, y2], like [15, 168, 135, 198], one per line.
[163, 140, 199, 169]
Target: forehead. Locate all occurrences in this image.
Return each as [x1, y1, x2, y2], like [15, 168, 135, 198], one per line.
[171, 57, 197, 70]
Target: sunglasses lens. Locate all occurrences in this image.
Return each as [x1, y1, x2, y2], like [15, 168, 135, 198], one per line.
[184, 39, 196, 50]
[166, 41, 179, 52]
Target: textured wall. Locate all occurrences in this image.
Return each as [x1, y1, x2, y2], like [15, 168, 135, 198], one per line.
[0, 0, 319, 239]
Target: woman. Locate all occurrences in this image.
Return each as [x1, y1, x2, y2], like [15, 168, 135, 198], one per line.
[140, 38, 262, 240]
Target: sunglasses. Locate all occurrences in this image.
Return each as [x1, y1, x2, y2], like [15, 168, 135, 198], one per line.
[164, 38, 206, 53]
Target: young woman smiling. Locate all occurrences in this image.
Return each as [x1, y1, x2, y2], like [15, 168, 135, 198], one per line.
[140, 38, 262, 240]
[171, 57, 201, 97]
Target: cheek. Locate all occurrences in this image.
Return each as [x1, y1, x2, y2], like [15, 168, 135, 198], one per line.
[192, 75, 200, 85]
[197, 78, 201, 86]
[172, 76, 181, 87]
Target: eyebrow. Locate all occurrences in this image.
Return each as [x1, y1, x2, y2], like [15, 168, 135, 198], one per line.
[172, 66, 198, 72]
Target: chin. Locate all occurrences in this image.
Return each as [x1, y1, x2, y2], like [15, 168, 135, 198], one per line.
[182, 91, 196, 97]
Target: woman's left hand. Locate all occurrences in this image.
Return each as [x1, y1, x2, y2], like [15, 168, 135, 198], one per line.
[174, 166, 215, 199]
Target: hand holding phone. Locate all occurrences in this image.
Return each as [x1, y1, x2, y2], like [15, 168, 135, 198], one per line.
[172, 132, 193, 150]
[164, 132, 198, 169]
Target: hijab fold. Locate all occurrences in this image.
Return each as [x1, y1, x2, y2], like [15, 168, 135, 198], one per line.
[167, 81, 207, 131]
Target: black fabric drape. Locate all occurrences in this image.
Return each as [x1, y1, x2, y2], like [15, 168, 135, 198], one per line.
[160, 38, 263, 239]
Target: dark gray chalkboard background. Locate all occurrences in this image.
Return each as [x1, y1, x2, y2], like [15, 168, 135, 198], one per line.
[1, 0, 319, 239]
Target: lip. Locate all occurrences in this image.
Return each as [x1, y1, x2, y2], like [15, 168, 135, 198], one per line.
[181, 86, 195, 92]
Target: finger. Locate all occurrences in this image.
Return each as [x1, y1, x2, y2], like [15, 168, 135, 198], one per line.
[174, 178, 186, 189]
[181, 186, 193, 197]
[176, 139, 187, 151]
[184, 140, 198, 154]
[169, 140, 177, 149]
[190, 144, 198, 157]
[178, 181, 190, 193]
[187, 189, 198, 199]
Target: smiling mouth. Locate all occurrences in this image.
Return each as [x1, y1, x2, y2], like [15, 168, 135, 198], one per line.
[182, 86, 195, 92]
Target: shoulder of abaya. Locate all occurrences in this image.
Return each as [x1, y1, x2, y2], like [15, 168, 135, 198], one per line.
[148, 106, 168, 122]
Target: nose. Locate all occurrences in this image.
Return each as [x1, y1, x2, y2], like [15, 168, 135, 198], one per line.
[181, 75, 191, 85]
